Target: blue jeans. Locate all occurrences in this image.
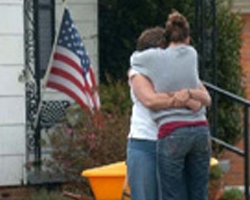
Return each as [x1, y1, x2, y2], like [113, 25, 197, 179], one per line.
[127, 139, 158, 200]
[157, 126, 211, 200]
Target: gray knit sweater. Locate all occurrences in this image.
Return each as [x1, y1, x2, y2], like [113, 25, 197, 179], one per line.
[130, 44, 207, 126]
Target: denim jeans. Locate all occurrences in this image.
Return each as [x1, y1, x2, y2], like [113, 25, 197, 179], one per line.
[127, 139, 158, 200]
[157, 126, 211, 200]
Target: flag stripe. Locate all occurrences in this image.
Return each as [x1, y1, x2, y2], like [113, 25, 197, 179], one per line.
[49, 67, 88, 94]
[53, 46, 93, 94]
[50, 60, 95, 106]
[47, 74, 93, 107]
[51, 60, 84, 84]
[88, 68, 98, 108]
[56, 46, 82, 68]
[89, 68, 97, 88]
[54, 53, 82, 75]
[47, 82, 90, 111]
[56, 46, 96, 89]
[50, 47, 94, 104]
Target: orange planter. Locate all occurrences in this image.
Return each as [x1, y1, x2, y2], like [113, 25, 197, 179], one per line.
[82, 161, 127, 200]
[82, 158, 217, 200]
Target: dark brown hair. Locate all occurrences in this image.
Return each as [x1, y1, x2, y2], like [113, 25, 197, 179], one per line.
[136, 26, 167, 51]
[165, 11, 190, 43]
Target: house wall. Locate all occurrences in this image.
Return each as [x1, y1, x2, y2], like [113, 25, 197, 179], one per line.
[241, 13, 250, 98]
[0, 0, 26, 186]
[0, 0, 98, 186]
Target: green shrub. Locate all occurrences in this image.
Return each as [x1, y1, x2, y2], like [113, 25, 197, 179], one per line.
[209, 164, 225, 180]
[46, 80, 131, 194]
[212, 0, 244, 148]
[221, 187, 244, 200]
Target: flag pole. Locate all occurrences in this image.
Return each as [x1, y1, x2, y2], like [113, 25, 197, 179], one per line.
[33, 0, 68, 129]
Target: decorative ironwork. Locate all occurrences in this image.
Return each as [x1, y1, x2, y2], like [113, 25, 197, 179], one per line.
[26, 81, 37, 151]
[40, 100, 71, 129]
[24, 0, 35, 78]
[24, 0, 37, 153]
[24, 0, 69, 171]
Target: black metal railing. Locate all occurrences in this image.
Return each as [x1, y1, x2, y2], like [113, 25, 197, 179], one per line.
[204, 81, 250, 200]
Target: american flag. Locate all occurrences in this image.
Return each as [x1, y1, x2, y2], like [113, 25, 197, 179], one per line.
[46, 7, 100, 112]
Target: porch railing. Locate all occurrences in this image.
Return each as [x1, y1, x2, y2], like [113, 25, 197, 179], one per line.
[204, 81, 250, 200]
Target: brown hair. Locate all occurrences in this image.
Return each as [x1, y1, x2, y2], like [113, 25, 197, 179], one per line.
[136, 26, 167, 51]
[165, 11, 190, 43]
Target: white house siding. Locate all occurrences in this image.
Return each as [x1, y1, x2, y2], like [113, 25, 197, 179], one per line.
[0, 0, 98, 186]
[0, 0, 26, 186]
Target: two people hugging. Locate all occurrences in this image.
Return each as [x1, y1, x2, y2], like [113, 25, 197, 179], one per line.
[127, 11, 211, 200]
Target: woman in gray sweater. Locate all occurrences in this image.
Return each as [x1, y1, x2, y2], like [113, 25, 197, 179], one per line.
[130, 11, 211, 200]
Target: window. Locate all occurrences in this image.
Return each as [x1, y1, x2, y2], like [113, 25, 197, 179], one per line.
[37, 0, 55, 77]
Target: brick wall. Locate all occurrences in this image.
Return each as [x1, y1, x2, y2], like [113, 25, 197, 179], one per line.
[220, 13, 250, 186]
[241, 14, 250, 97]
